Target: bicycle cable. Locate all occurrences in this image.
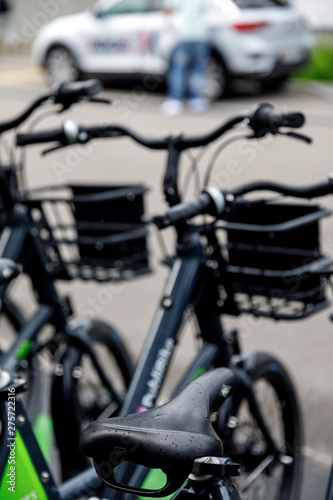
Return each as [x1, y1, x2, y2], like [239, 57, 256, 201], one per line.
[203, 132, 250, 188]
[181, 149, 202, 199]
[17, 106, 66, 190]
[154, 223, 173, 266]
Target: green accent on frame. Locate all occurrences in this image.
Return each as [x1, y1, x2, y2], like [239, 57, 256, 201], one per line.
[139, 469, 173, 500]
[15, 339, 32, 360]
[0, 430, 48, 500]
[32, 413, 54, 464]
[190, 367, 206, 381]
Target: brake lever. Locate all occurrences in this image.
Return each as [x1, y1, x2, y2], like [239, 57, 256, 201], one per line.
[42, 144, 67, 156]
[56, 105, 70, 114]
[283, 131, 312, 144]
[246, 130, 312, 144]
[89, 97, 111, 105]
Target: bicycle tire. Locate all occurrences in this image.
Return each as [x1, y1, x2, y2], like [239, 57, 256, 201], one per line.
[218, 352, 303, 500]
[51, 319, 134, 481]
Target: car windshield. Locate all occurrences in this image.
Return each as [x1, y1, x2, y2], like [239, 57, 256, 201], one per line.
[233, 0, 288, 7]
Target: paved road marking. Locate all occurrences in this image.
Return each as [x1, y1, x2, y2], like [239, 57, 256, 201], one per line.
[0, 66, 43, 85]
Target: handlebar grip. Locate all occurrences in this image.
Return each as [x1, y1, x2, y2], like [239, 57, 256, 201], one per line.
[153, 188, 225, 229]
[16, 128, 65, 146]
[249, 103, 305, 137]
[281, 111, 304, 129]
[16, 120, 80, 147]
[54, 79, 102, 104]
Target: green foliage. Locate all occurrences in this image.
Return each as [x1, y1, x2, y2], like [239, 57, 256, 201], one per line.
[295, 33, 333, 81]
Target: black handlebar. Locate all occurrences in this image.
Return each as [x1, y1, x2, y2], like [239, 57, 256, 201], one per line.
[17, 127, 67, 146]
[228, 179, 333, 199]
[53, 79, 103, 108]
[150, 190, 218, 229]
[249, 103, 305, 138]
[0, 80, 104, 134]
[0, 95, 50, 134]
[150, 178, 333, 230]
[16, 103, 308, 152]
[17, 123, 171, 150]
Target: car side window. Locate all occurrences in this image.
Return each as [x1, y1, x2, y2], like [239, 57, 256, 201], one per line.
[100, 0, 151, 16]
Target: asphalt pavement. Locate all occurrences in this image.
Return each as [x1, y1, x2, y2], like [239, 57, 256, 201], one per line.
[1, 51, 333, 499]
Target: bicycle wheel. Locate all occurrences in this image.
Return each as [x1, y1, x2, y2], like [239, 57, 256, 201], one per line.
[73, 319, 133, 424]
[218, 352, 303, 500]
[51, 319, 134, 480]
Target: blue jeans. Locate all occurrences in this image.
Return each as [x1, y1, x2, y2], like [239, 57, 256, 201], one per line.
[167, 41, 210, 101]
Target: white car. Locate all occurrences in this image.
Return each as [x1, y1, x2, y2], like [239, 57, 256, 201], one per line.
[32, 0, 313, 100]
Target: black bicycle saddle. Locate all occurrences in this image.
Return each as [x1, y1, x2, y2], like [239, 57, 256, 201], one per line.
[80, 367, 239, 497]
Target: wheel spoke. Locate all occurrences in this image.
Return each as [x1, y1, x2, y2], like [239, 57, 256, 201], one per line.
[218, 354, 302, 499]
[239, 454, 275, 492]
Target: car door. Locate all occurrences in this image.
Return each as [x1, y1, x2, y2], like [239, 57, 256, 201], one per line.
[84, 0, 164, 74]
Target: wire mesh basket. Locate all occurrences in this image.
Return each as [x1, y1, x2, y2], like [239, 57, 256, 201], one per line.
[219, 199, 333, 320]
[23, 183, 151, 282]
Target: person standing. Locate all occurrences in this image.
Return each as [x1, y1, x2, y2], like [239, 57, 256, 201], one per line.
[161, 0, 211, 115]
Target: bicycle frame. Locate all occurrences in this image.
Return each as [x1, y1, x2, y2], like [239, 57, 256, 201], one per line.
[0, 389, 242, 500]
[94, 232, 283, 499]
[0, 395, 104, 499]
[0, 202, 123, 473]
[0, 224, 281, 500]
[0, 203, 118, 394]
[0, 101, 310, 499]
[0, 204, 63, 371]
[0, 80, 112, 386]
[174, 469, 241, 500]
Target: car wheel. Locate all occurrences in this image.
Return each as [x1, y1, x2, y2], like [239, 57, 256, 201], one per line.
[202, 55, 229, 101]
[45, 46, 79, 84]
